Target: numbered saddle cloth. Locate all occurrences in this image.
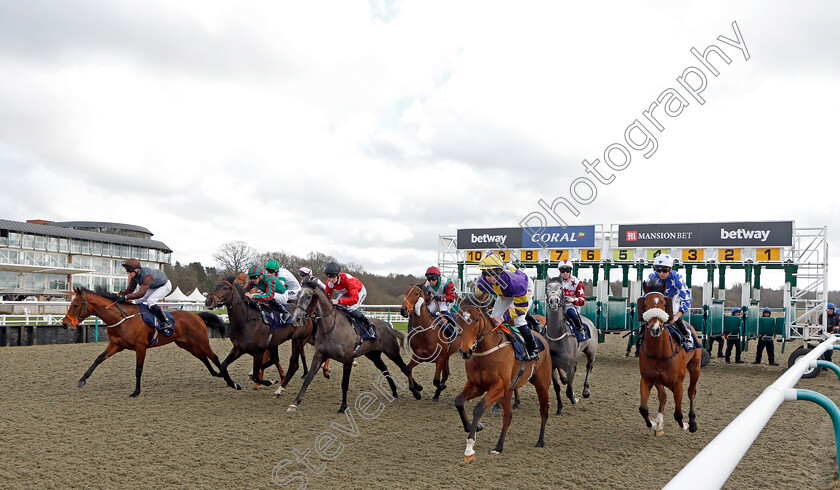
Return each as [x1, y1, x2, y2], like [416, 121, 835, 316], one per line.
[138, 304, 175, 330]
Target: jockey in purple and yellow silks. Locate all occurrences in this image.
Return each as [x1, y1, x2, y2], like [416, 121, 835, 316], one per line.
[475, 252, 539, 361]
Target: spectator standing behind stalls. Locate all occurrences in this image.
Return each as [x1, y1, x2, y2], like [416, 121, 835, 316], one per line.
[818, 303, 840, 363]
[752, 307, 779, 366]
[725, 307, 744, 364]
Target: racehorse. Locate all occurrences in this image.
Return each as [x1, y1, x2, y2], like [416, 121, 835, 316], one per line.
[204, 276, 328, 396]
[637, 279, 701, 435]
[544, 281, 598, 416]
[61, 287, 240, 397]
[399, 284, 460, 401]
[454, 294, 551, 463]
[230, 272, 330, 388]
[287, 277, 418, 413]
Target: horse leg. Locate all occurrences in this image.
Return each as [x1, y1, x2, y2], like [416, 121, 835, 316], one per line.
[288, 350, 326, 412]
[513, 389, 520, 409]
[454, 382, 486, 433]
[491, 389, 513, 455]
[365, 350, 399, 400]
[638, 377, 654, 430]
[251, 350, 273, 388]
[672, 379, 687, 431]
[382, 338, 423, 396]
[405, 358, 422, 400]
[654, 384, 667, 436]
[532, 363, 551, 448]
[432, 354, 450, 402]
[300, 347, 309, 379]
[475, 382, 506, 455]
[175, 340, 241, 390]
[78, 342, 123, 388]
[687, 351, 701, 433]
[582, 347, 595, 398]
[177, 340, 222, 377]
[321, 358, 331, 379]
[566, 359, 579, 405]
[551, 368, 564, 416]
[129, 346, 147, 398]
[256, 347, 283, 387]
[337, 359, 354, 414]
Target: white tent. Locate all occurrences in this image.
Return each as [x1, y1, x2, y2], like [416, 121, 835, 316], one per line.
[166, 286, 190, 302]
[186, 288, 205, 303]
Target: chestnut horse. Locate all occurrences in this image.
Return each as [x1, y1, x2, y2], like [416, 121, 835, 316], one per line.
[204, 276, 328, 397]
[454, 294, 550, 463]
[399, 285, 460, 401]
[61, 287, 240, 397]
[637, 280, 701, 435]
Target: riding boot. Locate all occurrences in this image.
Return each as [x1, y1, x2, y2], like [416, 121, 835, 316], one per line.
[149, 305, 174, 336]
[676, 318, 692, 349]
[518, 325, 540, 361]
[348, 309, 376, 339]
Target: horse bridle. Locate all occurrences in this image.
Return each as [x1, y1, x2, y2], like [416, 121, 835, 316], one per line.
[207, 280, 236, 307]
[640, 293, 681, 361]
[544, 285, 572, 342]
[65, 289, 127, 327]
[464, 305, 503, 353]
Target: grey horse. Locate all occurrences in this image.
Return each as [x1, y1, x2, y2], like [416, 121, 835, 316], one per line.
[286, 277, 420, 413]
[545, 281, 598, 416]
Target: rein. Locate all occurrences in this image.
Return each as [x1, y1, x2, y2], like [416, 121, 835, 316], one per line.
[641, 321, 681, 361]
[465, 306, 507, 356]
[67, 289, 133, 328]
[544, 289, 571, 342]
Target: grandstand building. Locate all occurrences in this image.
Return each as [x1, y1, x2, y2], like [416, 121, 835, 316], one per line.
[0, 219, 172, 300]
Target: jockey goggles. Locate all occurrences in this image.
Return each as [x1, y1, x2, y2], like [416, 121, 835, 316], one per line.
[481, 268, 501, 277]
[425, 274, 439, 281]
[654, 266, 671, 273]
[326, 273, 338, 279]
[559, 267, 572, 273]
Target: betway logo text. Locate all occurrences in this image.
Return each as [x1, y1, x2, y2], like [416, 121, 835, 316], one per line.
[720, 228, 771, 242]
[471, 233, 507, 244]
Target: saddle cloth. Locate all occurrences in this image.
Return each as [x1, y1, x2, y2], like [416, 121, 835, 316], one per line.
[336, 307, 377, 341]
[507, 330, 546, 361]
[139, 304, 175, 330]
[570, 321, 592, 342]
[430, 312, 458, 341]
[259, 303, 291, 331]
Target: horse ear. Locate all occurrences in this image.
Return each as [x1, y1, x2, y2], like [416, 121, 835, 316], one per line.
[636, 297, 647, 321]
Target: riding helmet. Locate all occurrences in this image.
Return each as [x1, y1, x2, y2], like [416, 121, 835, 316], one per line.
[265, 259, 280, 272]
[325, 262, 341, 276]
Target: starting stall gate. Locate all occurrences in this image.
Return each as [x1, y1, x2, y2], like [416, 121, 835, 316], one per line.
[439, 221, 828, 367]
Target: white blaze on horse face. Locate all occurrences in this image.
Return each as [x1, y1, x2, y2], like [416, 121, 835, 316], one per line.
[462, 311, 471, 322]
[465, 438, 476, 457]
[414, 297, 424, 316]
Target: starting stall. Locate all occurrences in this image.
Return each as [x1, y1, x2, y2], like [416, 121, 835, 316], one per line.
[439, 221, 828, 369]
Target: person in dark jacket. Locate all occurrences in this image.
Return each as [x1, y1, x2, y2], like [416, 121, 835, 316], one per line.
[752, 307, 779, 366]
[117, 258, 174, 336]
[725, 307, 744, 364]
[818, 303, 840, 363]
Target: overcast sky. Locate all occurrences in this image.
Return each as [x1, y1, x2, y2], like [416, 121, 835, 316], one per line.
[1, 1, 838, 288]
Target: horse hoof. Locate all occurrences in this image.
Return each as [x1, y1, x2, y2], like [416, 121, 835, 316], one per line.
[476, 423, 484, 432]
[534, 441, 545, 448]
[654, 429, 664, 436]
[412, 390, 421, 400]
[324, 373, 331, 379]
[252, 384, 261, 390]
[492, 406, 501, 414]
[234, 383, 242, 390]
[583, 391, 591, 399]
[274, 386, 284, 398]
[682, 422, 689, 431]
[555, 410, 562, 416]
[689, 422, 698, 433]
[271, 379, 280, 385]
[489, 450, 500, 455]
[287, 404, 297, 413]
[77, 380, 86, 388]
[128, 392, 139, 398]
[572, 397, 580, 405]
[352, 361, 359, 367]
[415, 384, 424, 392]
[464, 454, 475, 464]
[338, 405, 347, 414]
[432, 396, 440, 402]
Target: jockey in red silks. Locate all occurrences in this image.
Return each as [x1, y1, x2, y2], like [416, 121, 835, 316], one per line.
[421, 266, 457, 338]
[324, 262, 378, 341]
[555, 259, 587, 334]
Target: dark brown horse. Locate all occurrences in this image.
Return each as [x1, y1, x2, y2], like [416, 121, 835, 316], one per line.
[61, 287, 240, 397]
[455, 294, 551, 463]
[230, 272, 330, 388]
[399, 285, 460, 401]
[637, 280, 701, 435]
[204, 276, 327, 397]
[288, 278, 417, 413]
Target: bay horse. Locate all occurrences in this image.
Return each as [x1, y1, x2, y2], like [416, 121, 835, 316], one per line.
[399, 284, 460, 401]
[454, 294, 551, 463]
[230, 272, 329, 388]
[61, 287, 240, 397]
[545, 281, 598, 416]
[287, 277, 417, 413]
[637, 279, 701, 435]
[204, 276, 328, 397]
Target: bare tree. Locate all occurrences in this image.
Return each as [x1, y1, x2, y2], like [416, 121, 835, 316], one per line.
[213, 241, 257, 274]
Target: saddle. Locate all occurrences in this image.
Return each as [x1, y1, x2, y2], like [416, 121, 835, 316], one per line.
[139, 304, 175, 330]
[505, 328, 546, 361]
[569, 320, 591, 342]
[254, 302, 291, 331]
[335, 306, 376, 341]
[431, 311, 458, 341]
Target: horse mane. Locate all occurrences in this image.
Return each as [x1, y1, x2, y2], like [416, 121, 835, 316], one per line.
[302, 276, 325, 292]
[85, 286, 120, 301]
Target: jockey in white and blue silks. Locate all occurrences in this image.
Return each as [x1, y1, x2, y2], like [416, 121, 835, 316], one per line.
[265, 259, 301, 304]
[646, 254, 693, 348]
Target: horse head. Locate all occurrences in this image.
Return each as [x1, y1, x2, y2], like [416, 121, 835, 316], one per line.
[641, 291, 671, 337]
[400, 285, 423, 318]
[546, 281, 564, 311]
[456, 294, 493, 359]
[292, 277, 324, 327]
[205, 276, 239, 309]
[61, 287, 122, 330]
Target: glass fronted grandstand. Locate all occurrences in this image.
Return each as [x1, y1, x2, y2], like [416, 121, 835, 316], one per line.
[0, 219, 172, 300]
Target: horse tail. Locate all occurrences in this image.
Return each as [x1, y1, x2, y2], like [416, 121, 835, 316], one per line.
[197, 311, 229, 338]
[393, 326, 405, 350]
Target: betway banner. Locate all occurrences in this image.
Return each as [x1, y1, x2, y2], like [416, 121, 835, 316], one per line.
[618, 221, 794, 247]
[457, 228, 523, 250]
[523, 225, 595, 248]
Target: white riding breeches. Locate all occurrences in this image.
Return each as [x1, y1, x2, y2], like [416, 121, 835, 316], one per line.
[427, 299, 452, 316]
[492, 296, 531, 327]
[338, 286, 367, 311]
[134, 280, 172, 307]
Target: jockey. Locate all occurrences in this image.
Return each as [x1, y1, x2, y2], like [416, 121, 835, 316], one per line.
[556, 259, 586, 334]
[423, 266, 457, 337]
[242, 265, 286, 324]
[117, 258, 174, 336]
[647, 254, 694, 350]
[265, 259, 301, 305]
[476, 252, 539, 361]
[324, 262, 378, 341]
[297, 266, 326, 289]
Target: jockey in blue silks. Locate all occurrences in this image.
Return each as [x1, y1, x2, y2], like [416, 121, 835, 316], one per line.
[647, 254, 694, 350]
